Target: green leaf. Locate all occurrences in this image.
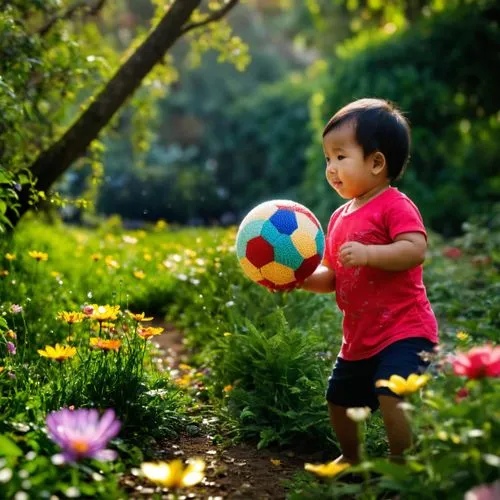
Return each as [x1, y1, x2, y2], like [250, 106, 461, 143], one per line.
[0, 435, 23, 457]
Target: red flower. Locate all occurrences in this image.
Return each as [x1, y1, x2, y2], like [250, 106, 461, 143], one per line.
[451, 345, 500, 379]
[455, 387, 469, 402]
[442, 246, 462, 259]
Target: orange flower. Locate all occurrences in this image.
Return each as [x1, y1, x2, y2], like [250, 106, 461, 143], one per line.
[91, 253, 102, 262]
[90, 337, 121, 351]
[137, 326, 164, 339]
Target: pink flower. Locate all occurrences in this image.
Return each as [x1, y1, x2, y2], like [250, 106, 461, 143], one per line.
[465, 481, 500, 500]
[10, 304, 23, 314]
[451, 345, 500, 379]
[82, 305, 94, 316]
[6, 342, 16, 355]
[442, 246, 462, 259]
[46, 408, 121, 463]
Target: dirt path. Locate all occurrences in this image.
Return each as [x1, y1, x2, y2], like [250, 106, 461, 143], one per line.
[122, 322, 327, 499]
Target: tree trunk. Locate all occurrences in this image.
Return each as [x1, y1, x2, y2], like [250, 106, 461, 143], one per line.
[7, 0, 237, 228]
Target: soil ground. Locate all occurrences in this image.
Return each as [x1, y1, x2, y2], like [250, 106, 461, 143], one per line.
[122, 323, 332, 499]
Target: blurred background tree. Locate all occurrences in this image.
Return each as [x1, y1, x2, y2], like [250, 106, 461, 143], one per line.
[2, 0, 499, 234]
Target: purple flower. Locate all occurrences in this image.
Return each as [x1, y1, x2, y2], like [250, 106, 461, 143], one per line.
[465, 481, 500, 500]
[6, 342, 16, 355]
[10, 304, 23, 314]
[46, 408, 121, 463]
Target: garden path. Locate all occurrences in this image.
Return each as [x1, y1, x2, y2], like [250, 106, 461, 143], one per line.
[123, 322, 326, 499]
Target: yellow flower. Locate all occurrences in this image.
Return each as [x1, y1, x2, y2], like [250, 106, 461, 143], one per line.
[137, 326, 164, 339]
[57, 311, 85, 324]
[143, 253, 152, 262]
[304, 461, 350, 477]
[133, 270, 146, 280]
[223, 332, 232, 337]
[37, 344, 77, 362]
[155, 219, 168, 230]
[5, 253, 16, 261]
[28, 250, 48, 262]
[178, 363, 192, 371]
[91, 253, 102, 262]
[6, 330, 16, 339]
[127, 311, 153, 322]
[141, 458, 205, 488]
[90, 304, 120, 322]
[175, 374, 192, 387]
[456, 331, 469, 341]
[90, 337, 121, 351]
[1, 270, 9, 277]
[105, 255, 120, 269]
[0, 367, 4, 373]
[375, 373, 431, 396]
[223, 385, 233, 393]
[270, 458, 281, 466]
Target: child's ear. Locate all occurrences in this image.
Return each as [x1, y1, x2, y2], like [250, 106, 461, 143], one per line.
[371, 151, 386, 176]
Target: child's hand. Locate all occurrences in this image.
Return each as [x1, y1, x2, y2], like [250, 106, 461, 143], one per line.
[339, 241, 369, 267]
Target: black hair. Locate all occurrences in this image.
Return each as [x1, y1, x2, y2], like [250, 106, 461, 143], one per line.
[323, 98, 411, 181]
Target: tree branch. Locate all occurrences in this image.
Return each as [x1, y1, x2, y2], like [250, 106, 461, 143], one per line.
[36, 0, 108, 37]
[180, 0, 239, 35]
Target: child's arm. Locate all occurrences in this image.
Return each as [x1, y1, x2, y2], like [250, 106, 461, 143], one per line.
[298, 264, 336, 293]
[339, 232, 427, 272]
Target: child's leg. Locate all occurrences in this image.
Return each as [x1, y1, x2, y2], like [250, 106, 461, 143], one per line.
[325, 356, 378, 464]
[378, 395, 412, 462]
[327, 402, 360, 464]
[373, 337, 436, 462]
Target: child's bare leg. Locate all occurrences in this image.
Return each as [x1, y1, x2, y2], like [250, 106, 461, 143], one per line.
[378, 395, 412, 462]
[327, 402, 360, 464]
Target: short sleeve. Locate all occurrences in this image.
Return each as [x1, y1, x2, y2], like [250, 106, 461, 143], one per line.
[384, 195, 427, 241]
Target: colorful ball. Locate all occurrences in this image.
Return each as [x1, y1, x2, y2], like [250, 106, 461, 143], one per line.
[236, 200, 325, 290]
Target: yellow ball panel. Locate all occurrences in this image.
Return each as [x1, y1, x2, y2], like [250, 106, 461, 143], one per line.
[260, 262, 295, 285]
[295, 211, 319, 236]
[291, 231, 317, 259]
[239, 257, 262, 282]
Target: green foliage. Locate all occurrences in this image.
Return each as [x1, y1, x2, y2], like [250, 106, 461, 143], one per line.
[302, 0, 500, 234]
[215, 314, 331, 448]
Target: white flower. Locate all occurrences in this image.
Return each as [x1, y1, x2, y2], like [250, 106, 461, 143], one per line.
[346, 407, 371, 422]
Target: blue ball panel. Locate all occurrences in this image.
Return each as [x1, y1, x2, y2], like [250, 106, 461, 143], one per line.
[273, 234, 304, 270]
[315, 230, 325, 258]
[260, 220, 282, 246]
[270, 209, 298, 235]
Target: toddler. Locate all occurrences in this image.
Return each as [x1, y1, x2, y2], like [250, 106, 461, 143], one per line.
[300, 98, 438, 463]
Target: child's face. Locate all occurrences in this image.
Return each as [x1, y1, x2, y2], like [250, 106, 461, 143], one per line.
[323, 121, 384, 200]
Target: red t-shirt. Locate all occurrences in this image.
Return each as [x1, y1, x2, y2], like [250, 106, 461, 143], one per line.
[323, 187, 438, 361]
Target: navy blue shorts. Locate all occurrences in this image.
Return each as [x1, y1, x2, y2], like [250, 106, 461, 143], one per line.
[326, 337, 436, 411]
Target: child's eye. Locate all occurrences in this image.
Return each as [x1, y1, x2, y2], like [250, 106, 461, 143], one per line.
[337, 155, 345, 161]
[325, 157, 330, 164]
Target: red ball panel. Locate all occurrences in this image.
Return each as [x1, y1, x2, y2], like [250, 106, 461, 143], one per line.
[246, 236, 274, 268]
[294, 254, 322, 282]
[258, 279, 298, 291]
